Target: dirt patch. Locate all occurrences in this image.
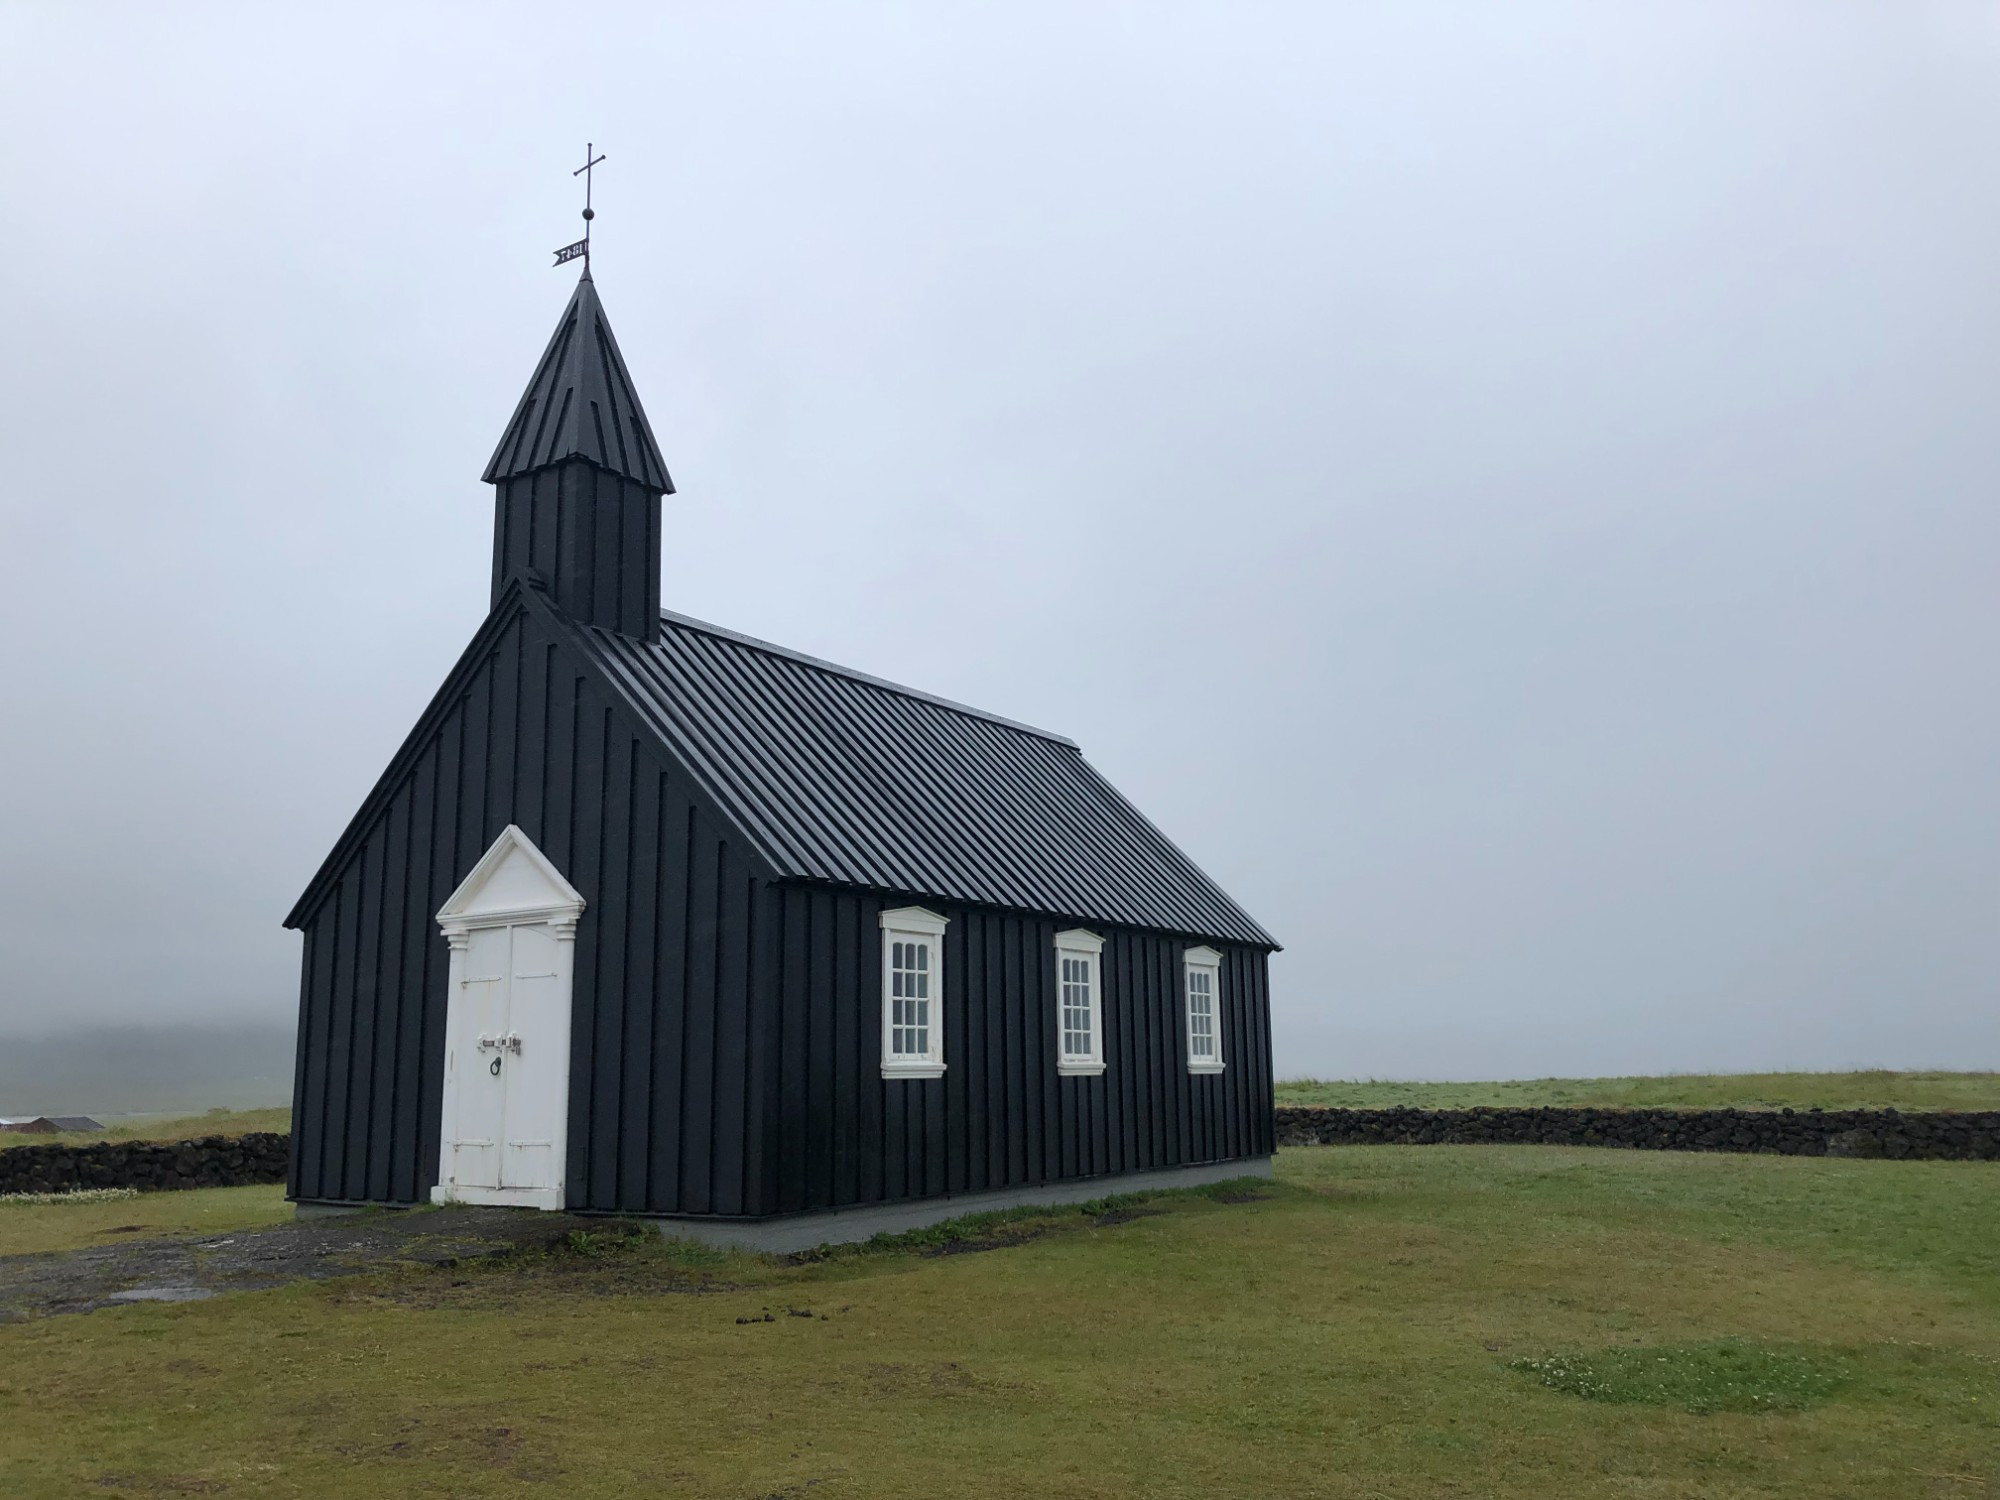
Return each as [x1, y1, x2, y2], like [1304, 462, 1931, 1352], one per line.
[0, 1206, 636, 1323]
[1210, 1190, 1272, 1205]
[1091, 1206, 1170, 1227]
[926, 1227, 1046, 1256]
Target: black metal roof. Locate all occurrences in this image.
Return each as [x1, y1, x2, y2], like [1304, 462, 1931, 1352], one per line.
[483, 270, 674, 492]
[575, 610, 1279, 949]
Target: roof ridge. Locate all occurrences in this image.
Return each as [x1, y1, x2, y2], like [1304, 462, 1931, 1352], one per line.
[647, 610, 1080, 748]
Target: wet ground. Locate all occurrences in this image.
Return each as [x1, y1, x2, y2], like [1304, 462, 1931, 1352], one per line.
[0, 1206, 616, 1322]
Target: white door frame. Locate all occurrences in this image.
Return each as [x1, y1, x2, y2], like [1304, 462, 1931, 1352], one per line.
[431, 825, 585, 1212]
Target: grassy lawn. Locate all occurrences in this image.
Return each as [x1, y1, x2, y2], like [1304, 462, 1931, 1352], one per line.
[1276, 1069, 2000, 1113]
[0, 1184, 295, 1258]
[1, 1148, 1995, 1498]
[0, 1106, 292, 1151]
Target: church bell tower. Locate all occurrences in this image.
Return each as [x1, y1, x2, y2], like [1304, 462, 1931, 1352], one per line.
[482, 267, 673, 641]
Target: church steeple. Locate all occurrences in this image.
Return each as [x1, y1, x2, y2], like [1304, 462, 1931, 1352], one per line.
[485, 270, 672, 639]
[484, 270, 672, 491]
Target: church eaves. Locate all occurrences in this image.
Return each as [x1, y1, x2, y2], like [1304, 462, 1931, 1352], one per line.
[482, 270, 674, 492]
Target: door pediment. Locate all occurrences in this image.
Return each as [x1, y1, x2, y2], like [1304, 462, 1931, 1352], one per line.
[437, 825, 585, 933]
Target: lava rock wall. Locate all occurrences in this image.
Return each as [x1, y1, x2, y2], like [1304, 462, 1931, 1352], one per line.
[1273, 1106, 2000, 1160]
[0, 1133, 291, 1197]
[6, 1110, 1996, 1200]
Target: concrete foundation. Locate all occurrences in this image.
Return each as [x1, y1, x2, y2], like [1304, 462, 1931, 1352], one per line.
[645, 1156, 1275, 1254]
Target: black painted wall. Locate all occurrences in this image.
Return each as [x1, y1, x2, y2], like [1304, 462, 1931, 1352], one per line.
[490, 458, 662, 641]
[290, 595, 1275, 1218]
[289, 591, 773, 1213]
[757, 887, 1273, 1216]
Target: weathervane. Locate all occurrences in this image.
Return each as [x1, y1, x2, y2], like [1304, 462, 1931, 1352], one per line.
[553, 143, 606, 270]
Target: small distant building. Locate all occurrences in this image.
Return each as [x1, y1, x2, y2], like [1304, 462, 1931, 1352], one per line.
[0, 1116, 104, 1134]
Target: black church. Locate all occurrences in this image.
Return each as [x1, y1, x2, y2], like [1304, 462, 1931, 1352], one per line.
[284, 266, 1279, 1248]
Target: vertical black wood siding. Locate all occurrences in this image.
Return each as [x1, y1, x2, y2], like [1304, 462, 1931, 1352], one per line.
[757, 888, 1274, 1218]
[289, 601, 772, 1210]
[291, 604, 1275, 1217]
[490, 459, 662, 641]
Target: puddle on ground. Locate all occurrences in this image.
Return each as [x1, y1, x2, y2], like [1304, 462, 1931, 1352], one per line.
[5, 1205, 641, 1323]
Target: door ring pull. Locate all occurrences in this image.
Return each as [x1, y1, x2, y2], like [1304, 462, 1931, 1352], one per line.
[489, 1056, 502, 1076]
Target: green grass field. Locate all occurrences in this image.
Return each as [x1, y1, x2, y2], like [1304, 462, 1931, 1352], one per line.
[0, 1183, 295, 1257]
[1, 1145, 1994, 1498]
[1275, 1069, 2000, 1113]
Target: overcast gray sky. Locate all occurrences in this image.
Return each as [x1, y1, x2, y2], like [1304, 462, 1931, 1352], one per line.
[1, 2, 1995, 1080]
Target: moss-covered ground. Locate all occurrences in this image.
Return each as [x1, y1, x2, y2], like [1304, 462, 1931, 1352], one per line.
[1275, 1069, 2000, 1113]
[0, 1183, 295, 1258]
[0, 1146, 1994, 1497]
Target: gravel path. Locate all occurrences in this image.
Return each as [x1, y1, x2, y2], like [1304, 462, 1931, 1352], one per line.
[0, 1206, 615, 1322]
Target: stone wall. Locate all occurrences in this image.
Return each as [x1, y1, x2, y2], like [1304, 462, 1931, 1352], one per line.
[0, 1133, 290, 1197]
[6, 1110, 1996, 1198]
[1274, 1106, 2000, 1160]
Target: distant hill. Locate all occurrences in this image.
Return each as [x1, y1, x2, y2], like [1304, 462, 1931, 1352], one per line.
[0, 1021, 294, 1117]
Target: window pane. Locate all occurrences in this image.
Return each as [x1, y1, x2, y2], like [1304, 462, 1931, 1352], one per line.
[887, 931, 942, 1062]
[1060, 952, 1094, 1059]
[1187, 965, 1219, 1060]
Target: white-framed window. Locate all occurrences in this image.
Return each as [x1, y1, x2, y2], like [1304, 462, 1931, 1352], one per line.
[1184, 945, 1225, 1074]
[1054, 929, 1106, 1076]
[880, 906, 948, 1079]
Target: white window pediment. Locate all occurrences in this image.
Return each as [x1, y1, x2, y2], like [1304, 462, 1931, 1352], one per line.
[437, 825, 586, 935]
[880, 905, 948, 937]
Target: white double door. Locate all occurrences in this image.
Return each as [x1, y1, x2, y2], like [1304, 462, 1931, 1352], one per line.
[438, 920, 569, 1207]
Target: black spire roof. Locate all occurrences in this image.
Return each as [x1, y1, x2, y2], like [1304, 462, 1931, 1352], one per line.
[482, 271, 674, 492]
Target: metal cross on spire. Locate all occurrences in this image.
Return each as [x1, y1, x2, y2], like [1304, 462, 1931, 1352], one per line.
[553, 143, 607, 270]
